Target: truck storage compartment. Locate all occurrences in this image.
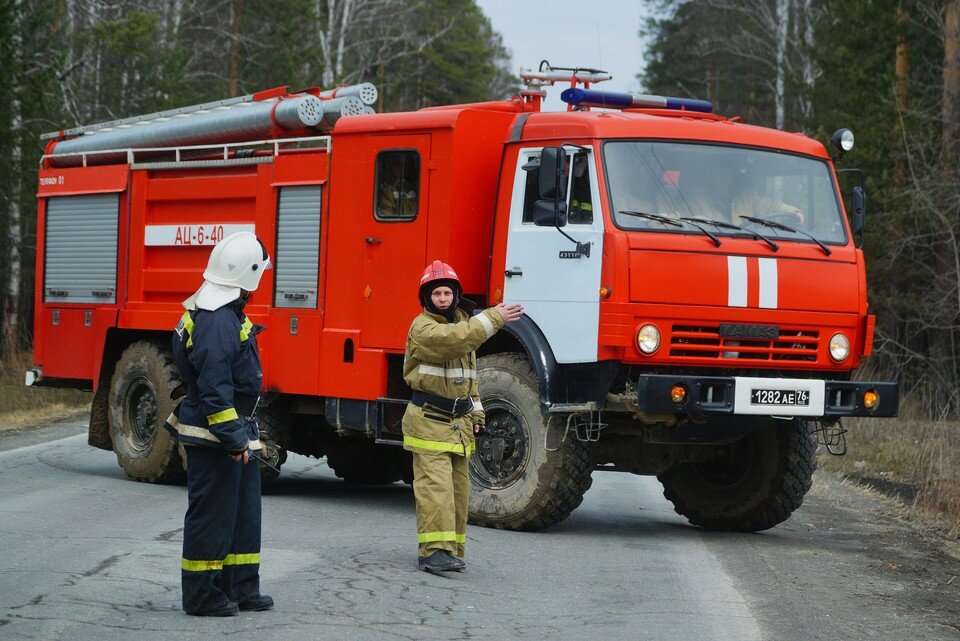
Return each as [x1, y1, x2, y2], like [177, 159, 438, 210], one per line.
[44, 193, 119, 304]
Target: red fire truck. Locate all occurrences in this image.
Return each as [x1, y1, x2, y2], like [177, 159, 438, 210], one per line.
[28, 65, 897, 532]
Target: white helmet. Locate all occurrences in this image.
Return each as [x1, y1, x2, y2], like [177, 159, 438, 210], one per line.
[183, 232, 272, 311]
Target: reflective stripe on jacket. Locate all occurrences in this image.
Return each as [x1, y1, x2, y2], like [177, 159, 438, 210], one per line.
[401, 307, 504, 456]
[165, 298, 264, 452]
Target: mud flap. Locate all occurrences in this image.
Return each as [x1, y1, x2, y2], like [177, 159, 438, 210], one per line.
[88, 382, 111, 450]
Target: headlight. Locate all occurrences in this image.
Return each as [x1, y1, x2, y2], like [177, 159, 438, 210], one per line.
[636, 324, 660, 354]
[829, 332, 850, 362]
[831, 128, 855, 152]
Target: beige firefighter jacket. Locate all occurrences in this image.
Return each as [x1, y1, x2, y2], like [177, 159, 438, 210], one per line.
[401, 307, 504, 457]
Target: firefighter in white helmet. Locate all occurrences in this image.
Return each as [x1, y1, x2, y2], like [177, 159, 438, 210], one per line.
[164, 231, 274, 616]
[402, 260, 523, 573]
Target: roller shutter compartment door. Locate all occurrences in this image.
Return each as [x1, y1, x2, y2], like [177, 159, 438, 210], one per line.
[274, 185, 321, 309]
[44, 194, 119, 304]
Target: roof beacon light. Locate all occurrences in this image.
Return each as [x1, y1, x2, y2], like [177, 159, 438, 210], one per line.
[561, 88, 713, 113]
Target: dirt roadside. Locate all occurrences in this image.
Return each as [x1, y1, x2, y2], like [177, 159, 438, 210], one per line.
[0, 411, 89, 452]
[839, 478, 959, 627]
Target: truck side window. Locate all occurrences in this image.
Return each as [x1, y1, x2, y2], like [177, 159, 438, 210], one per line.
[375, 150, 419, 220]
[568, 152, 593, 224]
[521, 158, 540, 223]
[521, 151, 593, 224]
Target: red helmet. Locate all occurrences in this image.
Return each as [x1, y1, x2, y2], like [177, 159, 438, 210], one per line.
[419, 260, 461, 288]
[418, 260, 462, 313]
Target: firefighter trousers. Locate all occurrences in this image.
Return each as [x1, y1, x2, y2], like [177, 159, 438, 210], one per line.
[181, 445, 262, 613]
[412, 450, 469, 557]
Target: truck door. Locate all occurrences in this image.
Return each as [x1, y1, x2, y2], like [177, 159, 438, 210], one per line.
[360, 136, 430, 349]
[503, 148, 604, 363]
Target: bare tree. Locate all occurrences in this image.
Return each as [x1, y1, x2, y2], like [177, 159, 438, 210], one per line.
[704, 0, 820, 129]
[5, 0, 22, 353]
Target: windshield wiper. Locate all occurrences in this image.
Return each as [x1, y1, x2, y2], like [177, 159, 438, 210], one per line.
[680, 216, 779, 252]
[619, 210, 682, 227]
[739, 215, 831, 256]
[619, 211, 721, 247]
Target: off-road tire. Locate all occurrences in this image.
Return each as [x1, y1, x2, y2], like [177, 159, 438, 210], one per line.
[469, 354, 593, 531]
[256, 401, 290, 487]
[108, 341, 185, 484]
[326, 440, 411, 485]
[657, 418, 816, 531]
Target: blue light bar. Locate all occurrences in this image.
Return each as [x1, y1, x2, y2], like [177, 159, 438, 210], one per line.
[560, 88, 713, 113]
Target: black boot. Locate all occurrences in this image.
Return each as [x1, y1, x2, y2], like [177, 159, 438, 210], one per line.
[238, 594, 274, 611]
[186, 601, 240, 617]
[418, 550, 461, 573]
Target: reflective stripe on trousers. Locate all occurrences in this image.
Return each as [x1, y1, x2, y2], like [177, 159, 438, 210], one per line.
[403, 435, 474, 457]
[181, 553, 261, 572]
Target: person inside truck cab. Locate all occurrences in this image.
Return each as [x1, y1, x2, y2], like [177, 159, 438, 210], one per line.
[681, 163, 804, 225]
[164, 232, 274, 617]
[377, 154, 418, 218]
[568, 153, 593, 224]
[401, 260, 523, 574]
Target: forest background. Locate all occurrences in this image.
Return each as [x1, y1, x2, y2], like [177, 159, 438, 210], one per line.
[0, 1, 959, 523]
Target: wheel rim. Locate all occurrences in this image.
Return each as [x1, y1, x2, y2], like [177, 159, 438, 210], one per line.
[470, 402, 529, 489]
[124, 376, 159, 451]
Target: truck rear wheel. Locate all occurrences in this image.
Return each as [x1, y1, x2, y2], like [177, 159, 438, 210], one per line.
[657, 418, 816, 531]
[256, 402, 289, 487]
[469, 354, 593, 531]
[108, 341, 185, 484]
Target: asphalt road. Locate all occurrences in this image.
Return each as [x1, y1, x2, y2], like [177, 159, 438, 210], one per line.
[1, 419, 958, 640]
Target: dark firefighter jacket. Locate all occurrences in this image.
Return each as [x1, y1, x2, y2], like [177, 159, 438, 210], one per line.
[165, 298, 264, 453]
[401, 307, 504, 457]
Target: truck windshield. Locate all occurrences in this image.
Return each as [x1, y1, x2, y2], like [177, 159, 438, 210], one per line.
[603, 141, 847, 245]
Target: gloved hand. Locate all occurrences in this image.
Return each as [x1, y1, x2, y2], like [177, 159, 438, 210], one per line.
[473, 423, 488, 438]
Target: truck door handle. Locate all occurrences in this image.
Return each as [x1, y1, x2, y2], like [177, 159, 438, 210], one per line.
[364, 237, 382, 245]
[505, 268, 523, 278]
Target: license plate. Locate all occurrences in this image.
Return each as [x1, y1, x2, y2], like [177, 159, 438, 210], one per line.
[733, 376, 825, 416]
[750, 388, 810, 406]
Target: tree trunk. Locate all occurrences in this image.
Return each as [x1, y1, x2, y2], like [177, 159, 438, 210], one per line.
[5, 0, 22, 353]
[801, 0, 815, 121]
[893, 3, 910, 185]
[936, 0, 960, 414]
[774, 0, 790, 129]
[228, 0, 244, 97]
[895, 4, 910, 114]
[944, 0, 960, 164]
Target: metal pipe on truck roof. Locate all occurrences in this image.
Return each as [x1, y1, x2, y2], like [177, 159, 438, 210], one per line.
[48, 94, 345, 167]
[317, 96, 367, 128]
[318, 82, 378, 106]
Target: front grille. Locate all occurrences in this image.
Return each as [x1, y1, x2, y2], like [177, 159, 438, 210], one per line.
[670, 324, 819, 362]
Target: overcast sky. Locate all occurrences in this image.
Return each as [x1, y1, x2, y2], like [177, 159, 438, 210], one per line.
[475, 0, 654, 111]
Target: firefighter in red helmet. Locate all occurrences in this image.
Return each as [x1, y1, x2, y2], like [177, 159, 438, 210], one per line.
[402, 260, 523, 573]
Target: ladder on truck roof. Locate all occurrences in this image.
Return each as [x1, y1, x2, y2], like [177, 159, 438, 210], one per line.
[41, 83, 376, 168]
[40, 91, 265, 142]
[40, 135, 332, 170]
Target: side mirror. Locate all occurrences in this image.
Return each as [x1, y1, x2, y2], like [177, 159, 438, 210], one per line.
[538, 147, 567, 200]
[850, 185, 866, 246]
[533, 199, 568, 227]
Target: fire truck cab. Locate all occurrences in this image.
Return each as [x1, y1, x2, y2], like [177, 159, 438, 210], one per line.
[29, 67, 897, 532]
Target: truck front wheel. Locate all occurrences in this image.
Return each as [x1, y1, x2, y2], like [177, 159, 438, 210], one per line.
[657, 417, 816, 531]
[469, 354, 593, 531]
[108, 341, 185, 484]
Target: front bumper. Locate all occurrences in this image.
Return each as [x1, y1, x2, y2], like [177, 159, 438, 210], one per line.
[637, 374, 898, 418]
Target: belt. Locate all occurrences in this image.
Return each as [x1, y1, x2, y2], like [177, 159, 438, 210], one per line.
[234, 393, 261, 418]
[411, 391, 475, 417]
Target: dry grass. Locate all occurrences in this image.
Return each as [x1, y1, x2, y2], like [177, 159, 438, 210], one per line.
[0, 348, 90, 429]
[818, 410, 960, 536]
